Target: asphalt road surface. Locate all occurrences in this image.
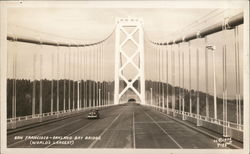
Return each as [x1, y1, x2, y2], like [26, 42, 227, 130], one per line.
[8, 103, 228, 149]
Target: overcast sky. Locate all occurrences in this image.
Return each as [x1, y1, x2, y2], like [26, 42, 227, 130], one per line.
[7, 7, 244, 99]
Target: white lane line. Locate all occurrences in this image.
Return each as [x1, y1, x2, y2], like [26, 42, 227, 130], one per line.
[8, 118, 82, 147]
[88, 110, 124, 148]
[133, 112, 136, 149]
[152, 109, 242, 149]
[144, 112, 183, 149]
[46, 120, 95, 148]
[134, 121, 173, 124]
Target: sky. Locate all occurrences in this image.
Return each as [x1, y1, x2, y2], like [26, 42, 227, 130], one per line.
[7, 7, 244, 99]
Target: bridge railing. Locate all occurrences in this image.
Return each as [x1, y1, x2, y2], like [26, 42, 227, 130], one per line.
[7, 103, 117, 129]
[146, 103, 243, 132]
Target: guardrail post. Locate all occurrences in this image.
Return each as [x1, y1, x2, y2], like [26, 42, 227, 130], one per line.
[108, 91, 110, 106]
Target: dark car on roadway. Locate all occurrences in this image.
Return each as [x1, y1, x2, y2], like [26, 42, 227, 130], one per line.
[87, 109, 100, 119]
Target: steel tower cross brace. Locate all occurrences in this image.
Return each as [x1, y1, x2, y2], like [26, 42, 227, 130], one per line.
[114, 18, 145, 105]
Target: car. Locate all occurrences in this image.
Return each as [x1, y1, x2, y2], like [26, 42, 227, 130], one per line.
[87, 109, 100, 119]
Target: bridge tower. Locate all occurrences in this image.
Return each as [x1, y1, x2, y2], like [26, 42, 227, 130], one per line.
[114, 18, 145, 104]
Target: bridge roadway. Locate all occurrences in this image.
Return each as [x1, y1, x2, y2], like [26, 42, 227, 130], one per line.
[8, 103, 227, 149]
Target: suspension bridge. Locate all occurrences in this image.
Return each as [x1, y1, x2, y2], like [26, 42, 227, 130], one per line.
[6, 10, 244, 149]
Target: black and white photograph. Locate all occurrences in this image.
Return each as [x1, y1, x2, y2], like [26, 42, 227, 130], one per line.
[0, 1, 249, 154]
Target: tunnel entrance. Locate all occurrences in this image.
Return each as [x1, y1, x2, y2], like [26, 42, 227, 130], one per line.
[128, 98, 136, 102]
[119, 88, 140, 103]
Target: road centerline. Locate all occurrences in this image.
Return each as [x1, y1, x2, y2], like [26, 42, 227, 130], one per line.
[132, 111, 136, 149]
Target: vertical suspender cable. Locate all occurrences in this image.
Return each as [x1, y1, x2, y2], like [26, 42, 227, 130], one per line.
[95, 45, 98, 107]
[156, 45, 158, 107]
[158, 45, 163, 107]
[72, 46, 75, 110]
[103, 43, 106, 106]
[12, 40, 17, 121]
[147, 43, 149, 104]
[95, 45, 97, 107]
[156, 45, 160, 109]
[237, 27, 241, 126]
[91, 45, 95, 107]
[93, 45, 96, 108]
[196, 48, 200, 125]
[96, 44, 98, 107]
[92, 45, 95, 107]
[178, 44, 181, 112]
[213, 45, 217, 120]
[84, 46, 87, 108]
[32, 52, 36, 116]
[98, 44, 101, 107]
[205, 37, 209, 118]
[188, 42, 192, 114]
[63, 49, 66, 112]
[100, 43, 103, 106]
[182, 45, 185, 119]
[235, 26, 241, 127]
[56, 45, 59, 114]
[77, 45, 80, 110]
[102, 43, 104, 106]
[152, 44, 154, 107]
[158, 45, 161, 108]
[86, 46, 89, 108]
[146, 43, 148, 103]
[149, 44, 153, 106]
[166, 45, 169, 114]
[86, 46, 89, 107]
[222, 39, 226, 135]
[234, 27, 239, 126]
[144, 43, 147, 102]
[79, 46, 82, 110]
[171, 44, 176, 116]
[15, 50, 17, 120]
[98, 43, 101, 107]
[234, 26, 241, 127]
[89, 46, 92, 107]
[39, 47, 43, 120]
[158, 45, 160, 108]
[68, 45, 71, 111]
[87, 46, 91, 107]
[97, 44, 99, 107]
[82, 46, 85, 109]
[90, 45, 92, 108]
[222, 26, 228, 136]
[156, 45, 158, 108]
[51, 52, 54, 113]
[82, 46, 84, 109]
[154, 45, 157, 107]
[147, 44, 149, 105]
[86, 46, 88, 107]
[162, 46, 165, 111]
[83, 46, 86, 108]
